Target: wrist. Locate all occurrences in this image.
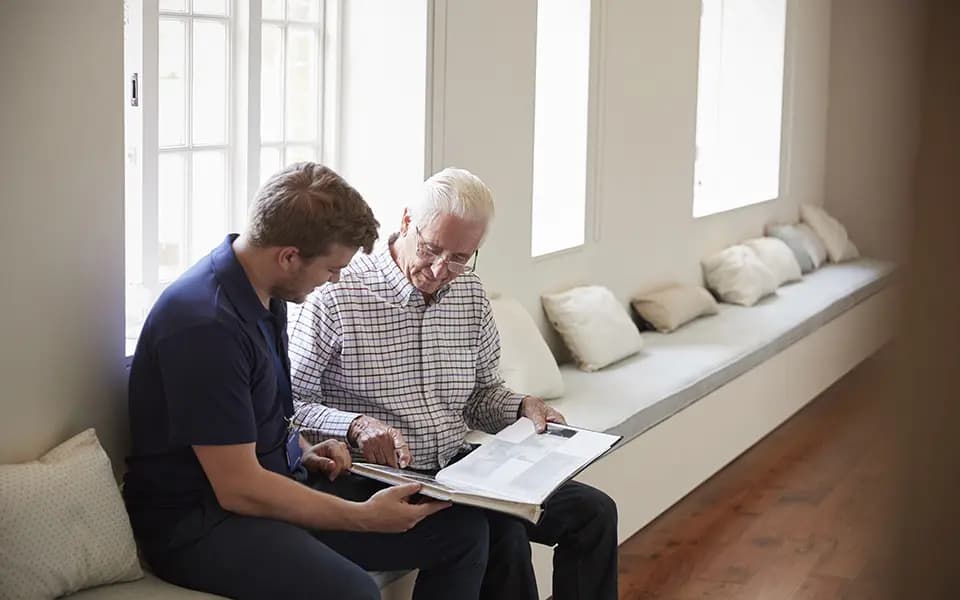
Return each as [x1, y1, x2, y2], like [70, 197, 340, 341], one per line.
[344, 499, 373, 532]
[346, 416, 364, 447]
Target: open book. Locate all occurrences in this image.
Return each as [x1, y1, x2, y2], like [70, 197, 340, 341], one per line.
[349, 418, 621, 523]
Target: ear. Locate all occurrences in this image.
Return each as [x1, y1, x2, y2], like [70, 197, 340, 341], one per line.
[276, 246, 300, 271]
[399, 209, 412, 235]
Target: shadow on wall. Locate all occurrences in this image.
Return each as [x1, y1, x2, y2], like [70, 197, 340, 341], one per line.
[888, 0, 960, 597]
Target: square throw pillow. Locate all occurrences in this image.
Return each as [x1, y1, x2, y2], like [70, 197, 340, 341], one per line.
[702, 245, 778, 307]
[630, 284, 718, 333]
[742, 237, 803, 287]
[0, 429, 143, 599]
[765, 224, 814, 273]
[490, 296, 564, 399]
[800, 204, 861, 263]
[794, 223, 829, 269]
[541, 286, 644, 372]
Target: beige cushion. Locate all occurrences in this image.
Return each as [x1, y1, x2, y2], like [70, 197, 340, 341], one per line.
[702, 245, 778, 307]
[794, 223, 829, 269]
[541, 286, 644, 372]
[490, 296, 564, 399]
[630, 284, 718, 333]
[743, 237, 803, 287]
[800, 204, 860, 263]
[0, 429, 143, 599]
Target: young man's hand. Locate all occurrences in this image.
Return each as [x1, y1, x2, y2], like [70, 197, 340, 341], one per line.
[348, 415, 413, 468]
[303, 439, 352, 481]
[359, 483, 450, 532]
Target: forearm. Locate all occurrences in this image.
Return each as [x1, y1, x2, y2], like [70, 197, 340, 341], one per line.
[294, 399, 361, 443]
[465, 385, 525, 433]
[218, 467, 372, 532]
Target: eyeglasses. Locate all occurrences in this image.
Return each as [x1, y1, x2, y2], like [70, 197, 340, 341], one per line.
[414, 227, 479, 275]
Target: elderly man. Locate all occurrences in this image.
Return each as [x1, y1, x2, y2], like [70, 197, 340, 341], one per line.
[289, 167, 618, 600]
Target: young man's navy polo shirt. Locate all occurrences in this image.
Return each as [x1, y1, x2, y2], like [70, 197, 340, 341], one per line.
[123, 234, 297, 542]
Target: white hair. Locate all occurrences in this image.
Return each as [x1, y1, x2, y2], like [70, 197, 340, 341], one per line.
[410, 167, 495, 227]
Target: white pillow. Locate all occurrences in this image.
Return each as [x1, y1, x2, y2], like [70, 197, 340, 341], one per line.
[490, 296, 564, 399]
[742, 237, 803, 287]
[0, 429, 143, 598]
[630, 284, 718, 333]
[541, 286, 644, 372]
[800, 204, 860, 263]
[702, 245, 778, 306]
[794, 223, 829, 269]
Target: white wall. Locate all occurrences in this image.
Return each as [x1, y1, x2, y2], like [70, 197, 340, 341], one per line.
[436, 0, 834, 353]
[339, 0, 428, 240]
[0, 1, 126, 466]
[824, 0, 925, 261]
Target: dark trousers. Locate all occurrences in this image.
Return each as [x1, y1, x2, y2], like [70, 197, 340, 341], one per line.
[480, 480, 619, 600]
[138, 474, 489, 600]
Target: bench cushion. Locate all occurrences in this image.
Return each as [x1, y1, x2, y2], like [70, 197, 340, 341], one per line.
[551, 258, 895, 444]
[68, 570, 409, 599]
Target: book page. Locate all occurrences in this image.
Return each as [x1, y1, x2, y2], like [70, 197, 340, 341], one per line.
[435, 418, 619, 504]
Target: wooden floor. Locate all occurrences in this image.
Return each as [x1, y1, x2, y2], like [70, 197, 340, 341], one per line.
[616, 356, 899, 600]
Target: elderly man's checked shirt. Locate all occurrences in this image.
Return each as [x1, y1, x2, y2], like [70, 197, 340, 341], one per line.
[288, 242, 525, 470]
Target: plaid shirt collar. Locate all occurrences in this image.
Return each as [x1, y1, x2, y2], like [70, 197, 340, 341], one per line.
[378, 233, 453, 307]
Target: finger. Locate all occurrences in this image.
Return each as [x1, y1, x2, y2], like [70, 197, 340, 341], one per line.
[388, 482, 422, 500]
[396, 444, 412, 469]
[415, 500, 452, 520]
[327, 454, 346, 481]
[337, 447, 353, 471]
[530, 411, 547, 433]
[380, 437, 399, 468]
[306, 455, 335, 474]
[364, 439, 390, 466]
[546, 411, 567, 425]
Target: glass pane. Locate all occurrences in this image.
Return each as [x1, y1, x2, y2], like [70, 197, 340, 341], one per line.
[190, 151, 227, 262]
[158, 153, 187, 282]
[284, 145, 315, 166]
[192, 20, 228, 145]
[192, 0, 227, 15]
[158, 18, 187, 148]
[159, 0, 187, 12]
[530, 0, 590, 256]
[260, 146, 282, 185]
[285, 27, 319, 142]
[287, 0, 320, 22]
[263, 0, 284, 20]
[260, 25, 284, 143]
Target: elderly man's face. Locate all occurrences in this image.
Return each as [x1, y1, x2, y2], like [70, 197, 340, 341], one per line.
[399, 212, 486, 296]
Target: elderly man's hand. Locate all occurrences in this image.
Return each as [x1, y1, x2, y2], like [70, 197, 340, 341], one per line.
[520, 396, 567, 433]
[348, 415, 413, 468]
[303, 439, 352, 481]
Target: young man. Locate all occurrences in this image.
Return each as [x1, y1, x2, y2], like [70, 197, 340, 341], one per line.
[289, 167, 618, 600]
[123, 163, 490, 600]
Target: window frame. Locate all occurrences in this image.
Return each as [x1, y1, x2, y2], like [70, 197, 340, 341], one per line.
[125, 0, 344, 354]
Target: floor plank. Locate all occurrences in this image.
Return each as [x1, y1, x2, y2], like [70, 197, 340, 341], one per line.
[617, 355, 898, 600]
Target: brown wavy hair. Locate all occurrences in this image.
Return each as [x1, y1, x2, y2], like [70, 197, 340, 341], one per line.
[247, 162, 379, 258]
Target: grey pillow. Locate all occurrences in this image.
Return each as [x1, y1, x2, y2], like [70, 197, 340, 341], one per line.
[765, 224, 815, 273]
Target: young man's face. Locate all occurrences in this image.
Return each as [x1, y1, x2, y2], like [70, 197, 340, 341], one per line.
[400, 213, 486, 296]
[275, 243, 357, 304]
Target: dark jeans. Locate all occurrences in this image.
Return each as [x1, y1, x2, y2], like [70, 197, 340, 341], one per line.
[480, 480, 619, 600]
[136, 474, 489, 600]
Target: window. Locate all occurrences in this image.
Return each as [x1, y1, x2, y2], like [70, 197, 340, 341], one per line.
[530, 0, 593, 257]
[125, 0, 428, 353]
[693, 0, 788, 217]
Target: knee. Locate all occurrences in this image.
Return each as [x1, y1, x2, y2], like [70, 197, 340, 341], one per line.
[583, 486, 618, 533]
[489, 515, 532, 560]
